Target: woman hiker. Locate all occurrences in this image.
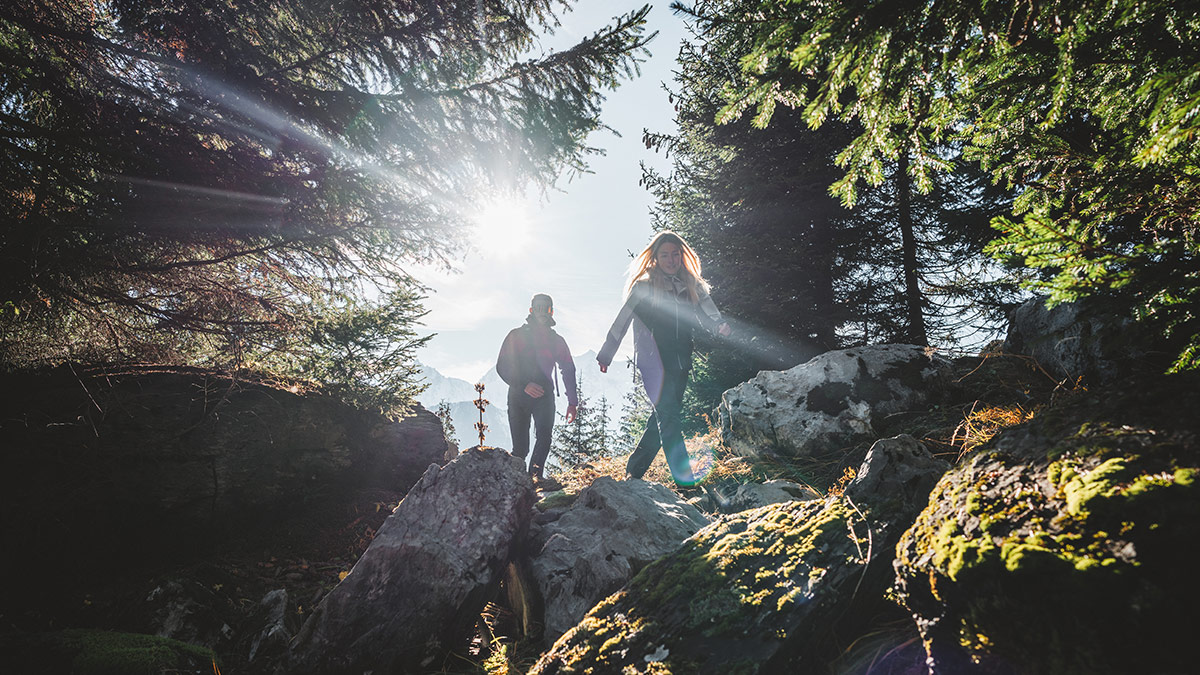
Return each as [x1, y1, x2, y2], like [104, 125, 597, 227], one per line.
[596, 231, 731, 486]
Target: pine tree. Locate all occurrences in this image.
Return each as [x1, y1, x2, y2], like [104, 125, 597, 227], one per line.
[434, 400, 459, 448]
[0, 1, 656, 408]
[550, 381, 612, 471]
[710, 0, 1200, 372]
[649, 1, 1014, 427]
[614, 359, 652, 454]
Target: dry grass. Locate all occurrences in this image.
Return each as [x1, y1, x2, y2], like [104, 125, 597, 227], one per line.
[548, 352, 1093, 500]
[549, 418, 787, 497]
[826, 466, 858, 498]
[950, 402, 1038, 460]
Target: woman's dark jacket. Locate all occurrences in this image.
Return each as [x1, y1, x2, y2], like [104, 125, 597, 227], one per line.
[596, 275, 723, 374]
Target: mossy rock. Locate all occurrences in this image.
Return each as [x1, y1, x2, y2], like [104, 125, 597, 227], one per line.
[0, 628, 220, 674]
[530, 493, 920, 674]
[894, 372, 1200, 674]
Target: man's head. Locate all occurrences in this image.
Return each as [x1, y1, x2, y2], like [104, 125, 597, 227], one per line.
[529, 293, 554, 324]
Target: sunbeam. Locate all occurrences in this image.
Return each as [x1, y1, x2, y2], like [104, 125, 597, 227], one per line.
[470, 196, 534, 260]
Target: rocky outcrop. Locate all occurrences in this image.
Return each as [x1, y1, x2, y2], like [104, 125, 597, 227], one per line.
[142, 578, 237, 655]
[246, 590, 295, 666]
[0, 365, 449, 587]
[717, 344, 954, 460]
[893, 373, 1200, 674]
[527, 477, 711, 643]
[1004, 295, 1161, 385]
[286, 447, 536, 674]
[531, 434, 947, 674]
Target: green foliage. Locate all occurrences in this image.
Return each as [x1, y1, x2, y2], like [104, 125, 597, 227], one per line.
[707, 0, 1200, 371]
[0, 1, 655, 406]
[551, 379, 612, 470]
[435, 399, 460, 447]
[1, 629, 220, 675]
[651, 0, 1016, 418]
[985, 215, 1137, 305]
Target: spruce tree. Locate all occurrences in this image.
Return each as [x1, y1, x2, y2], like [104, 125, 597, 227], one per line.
[550, 381, 612, 471]
[649, 1, 1014, 427]
[434, 400, 459, 448]
[0, 1, 656, 410]
[614, 359, 652, 454]
[709, 0, 1200, 372]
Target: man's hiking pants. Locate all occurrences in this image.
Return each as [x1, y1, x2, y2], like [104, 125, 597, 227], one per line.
[508, 385, 556, 478]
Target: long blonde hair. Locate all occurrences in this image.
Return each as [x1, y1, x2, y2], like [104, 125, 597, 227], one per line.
[624, 231, 709, 303]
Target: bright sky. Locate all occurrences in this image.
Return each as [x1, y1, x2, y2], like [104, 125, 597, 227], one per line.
[413, 2, 688, 382]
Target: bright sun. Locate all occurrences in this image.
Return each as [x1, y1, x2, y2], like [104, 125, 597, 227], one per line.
[471, 197, 533, 259]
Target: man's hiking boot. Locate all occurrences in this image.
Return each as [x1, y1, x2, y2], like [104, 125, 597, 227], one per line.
[534, 475, 563, 492]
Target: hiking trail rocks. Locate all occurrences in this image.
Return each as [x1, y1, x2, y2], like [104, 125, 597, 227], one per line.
[286, 447, 536, 674]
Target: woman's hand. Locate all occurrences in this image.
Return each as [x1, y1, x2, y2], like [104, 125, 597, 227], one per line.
[598, 359, 608, 374]
[717, 322, 732, 337]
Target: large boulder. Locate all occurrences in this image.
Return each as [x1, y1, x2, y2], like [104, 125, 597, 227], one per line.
[528, 477, 711, 643]
[717, 344, 954, 460]
[286, 447, 536, 674]
[1004, 295, 1161, 385]
[531, 435, 947, 674]
[893, 373, 1200, 674]
[0, 365, 449, 589]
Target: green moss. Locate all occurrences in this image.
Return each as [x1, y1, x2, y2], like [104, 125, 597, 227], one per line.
[894, 373, 1200, 674]
[51, 629, 219, 675]
[535, 490, 576, 511]
[1058, 457, 1128, 516]
[933, 521, 997, 581]
[547, 498, 868, 670]
[999, 541, 1078, 573]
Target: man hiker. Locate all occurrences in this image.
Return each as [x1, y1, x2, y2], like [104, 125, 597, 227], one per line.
[496, 293, 578, 483]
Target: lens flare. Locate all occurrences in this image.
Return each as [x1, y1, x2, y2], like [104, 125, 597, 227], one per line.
[470, 197, 534, 259]
[682, 436, 720, 486]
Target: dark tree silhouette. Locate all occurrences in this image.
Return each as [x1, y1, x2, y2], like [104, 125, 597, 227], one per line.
[0, 1, 655, 411]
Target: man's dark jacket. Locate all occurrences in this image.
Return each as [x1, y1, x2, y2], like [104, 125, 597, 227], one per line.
[496, 317, 579, 406]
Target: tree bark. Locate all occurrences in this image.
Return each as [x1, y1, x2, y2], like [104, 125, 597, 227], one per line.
[897, 153, 928, 345]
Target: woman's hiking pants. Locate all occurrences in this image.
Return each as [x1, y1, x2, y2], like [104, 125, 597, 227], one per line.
[627, 367, 694, 485]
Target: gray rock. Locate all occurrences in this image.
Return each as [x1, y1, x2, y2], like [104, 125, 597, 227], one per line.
[142, 579, 235, 652]
[286, 447, 536, 674]
[717, 344, 954, 460]
[528, 477, 711, 643]
[1004, 295, 1152, 385]
[709, 479, 820, 514]
[247, 589, 293, 664]
[531, 436, 948, 674]
[845, 434, 948, 506]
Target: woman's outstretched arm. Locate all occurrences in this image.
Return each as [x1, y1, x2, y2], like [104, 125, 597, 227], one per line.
[597, 283, 647, 370]
[697, 286, 731, 337]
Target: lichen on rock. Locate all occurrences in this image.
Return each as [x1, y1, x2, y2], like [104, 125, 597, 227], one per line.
[893, 372, 1200, 674]
[532, 435, 946, 674]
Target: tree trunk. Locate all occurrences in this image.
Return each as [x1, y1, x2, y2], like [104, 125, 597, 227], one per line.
[897, 154, 928, 346]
